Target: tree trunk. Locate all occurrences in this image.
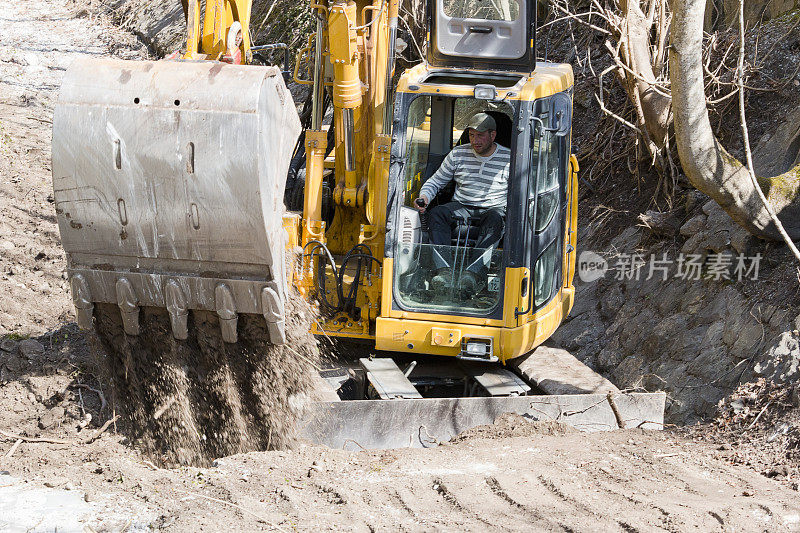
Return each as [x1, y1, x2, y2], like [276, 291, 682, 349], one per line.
[618, 0, 672, 148]
[669, 0, 800, 240]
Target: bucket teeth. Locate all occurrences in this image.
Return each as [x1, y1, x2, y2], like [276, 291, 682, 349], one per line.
[115, 278, 140, 336]
[69, 273, 94, 330]
[165, 280, 189, 341]
[261, 283, 286, 345]
[215, 283, 238, 343]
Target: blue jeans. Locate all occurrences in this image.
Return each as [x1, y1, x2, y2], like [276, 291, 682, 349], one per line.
[427, 201, 505, 276]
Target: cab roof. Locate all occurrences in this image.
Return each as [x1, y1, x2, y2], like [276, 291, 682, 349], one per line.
[396, 62, 574, 102]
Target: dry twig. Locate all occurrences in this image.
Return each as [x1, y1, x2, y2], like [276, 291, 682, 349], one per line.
[0, 430, 71, 445]
[83, 416, 119, 445]
[2, 439, 23, 460]
[176, 490, 288, 531]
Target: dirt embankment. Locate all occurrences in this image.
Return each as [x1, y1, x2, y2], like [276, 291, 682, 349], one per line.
[0, 0, 145, 336]
[551, 12, 800, 426]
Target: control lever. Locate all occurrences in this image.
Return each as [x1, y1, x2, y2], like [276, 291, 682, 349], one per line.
[414, 197, 429, 232]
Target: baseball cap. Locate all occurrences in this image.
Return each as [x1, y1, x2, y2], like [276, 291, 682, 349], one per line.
[466, 112, 497, 132]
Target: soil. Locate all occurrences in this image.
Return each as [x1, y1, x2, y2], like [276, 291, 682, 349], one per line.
[92, 298, 320, 467]
[2, 0, 800, 531]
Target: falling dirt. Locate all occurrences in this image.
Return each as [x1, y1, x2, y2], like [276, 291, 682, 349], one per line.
[92, 294, 321, 466]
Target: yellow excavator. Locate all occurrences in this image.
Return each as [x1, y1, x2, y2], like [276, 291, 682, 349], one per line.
[51, 0, 664, 449]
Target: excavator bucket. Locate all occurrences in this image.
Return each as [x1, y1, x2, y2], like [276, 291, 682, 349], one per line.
[52, 58, 301, 342]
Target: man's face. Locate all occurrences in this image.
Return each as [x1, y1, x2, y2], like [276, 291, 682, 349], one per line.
[468, 128, 497, 155]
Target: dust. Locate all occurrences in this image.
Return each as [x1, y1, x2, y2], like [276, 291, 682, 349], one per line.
[448, 413, 578, 444]
[91, 292, 320, 466]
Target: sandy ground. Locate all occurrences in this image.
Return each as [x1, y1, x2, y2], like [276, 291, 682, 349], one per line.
[1, 0, 800, 531]
[0, 0, 145, 336]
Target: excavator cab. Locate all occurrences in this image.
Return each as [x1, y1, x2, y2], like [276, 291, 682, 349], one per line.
[375, 0, 578, 363]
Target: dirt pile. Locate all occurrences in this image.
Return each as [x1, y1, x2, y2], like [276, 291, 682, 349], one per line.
[706, 379, 800, 485]
[92, 293, 321, 466]
[449, 413, 578, 444]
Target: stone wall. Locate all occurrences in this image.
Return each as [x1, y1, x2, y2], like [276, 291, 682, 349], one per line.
[553, 199, 800, 424]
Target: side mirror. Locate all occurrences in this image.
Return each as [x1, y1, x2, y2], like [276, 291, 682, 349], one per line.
[549, 92, 572, 137]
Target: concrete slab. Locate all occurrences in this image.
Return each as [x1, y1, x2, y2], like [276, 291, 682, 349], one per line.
[511, 344, 620, 395]
[300, 392, 666, 450]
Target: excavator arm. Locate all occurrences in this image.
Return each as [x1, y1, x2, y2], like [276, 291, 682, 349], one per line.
[181, 0, 253, 62]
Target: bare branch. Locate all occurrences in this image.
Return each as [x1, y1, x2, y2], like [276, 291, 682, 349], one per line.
[736, 0, 800, 262]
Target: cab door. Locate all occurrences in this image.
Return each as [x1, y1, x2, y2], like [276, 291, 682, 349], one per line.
[524, 94, 571, 316]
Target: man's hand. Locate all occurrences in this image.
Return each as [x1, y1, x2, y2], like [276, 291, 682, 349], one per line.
[414, 195, 428, 214]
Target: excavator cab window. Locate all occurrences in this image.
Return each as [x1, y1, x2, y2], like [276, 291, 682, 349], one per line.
[393, 94, 516, 317]
[426, 0, 536, 72]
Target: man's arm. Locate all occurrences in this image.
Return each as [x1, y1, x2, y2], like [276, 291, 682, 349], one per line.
[417, 149, 459, 206]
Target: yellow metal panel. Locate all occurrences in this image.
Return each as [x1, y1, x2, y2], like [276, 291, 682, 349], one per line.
[328, 3, 357, 62]
[396, 62, 574, 102]
[375, 288, 573, 362]
[430, 327, 461, 347]
[376, 317, 501, 356]
[502, 266, 529, 326]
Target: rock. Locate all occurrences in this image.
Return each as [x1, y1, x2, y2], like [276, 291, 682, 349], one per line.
[44, 478, 68, 488]
[609, 227, 642, 253]
[680, 215, 706, 237]
[84, 492, 92, 502]
[684, 190, 708, 213]
[680, 231, 706, 254]
[729, 226, 753, 255]
[729, 399, 745, 413]
[638, 210, 680, 237]
[1, 241, 15, 251]
[794, 314, 800, 333]
[0, 338, 17, 353]
[2, 352, 23, 373]
[766, 465, 789, 479]
[18, 339, 44, 359]
[754, 332, 800, 382]
[38, 408, 61, 430]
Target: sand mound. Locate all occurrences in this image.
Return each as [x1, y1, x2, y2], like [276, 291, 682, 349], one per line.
[91, 293, 320, 466]
[448, 413, 578, 444]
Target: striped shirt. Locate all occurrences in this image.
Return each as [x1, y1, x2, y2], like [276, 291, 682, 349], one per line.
[419, 144, 510, 209]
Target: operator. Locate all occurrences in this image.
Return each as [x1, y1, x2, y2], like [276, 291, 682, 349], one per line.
[414, 112, 510, 293]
